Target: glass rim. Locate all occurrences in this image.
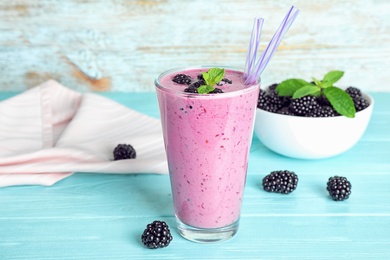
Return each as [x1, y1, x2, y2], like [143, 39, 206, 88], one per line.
[155, 65, 260, 99]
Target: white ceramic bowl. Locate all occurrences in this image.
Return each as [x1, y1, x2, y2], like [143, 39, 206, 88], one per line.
[254, 93, 374, 159]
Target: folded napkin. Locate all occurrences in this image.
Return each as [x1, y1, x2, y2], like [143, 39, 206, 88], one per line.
[0, 80, 168, 187]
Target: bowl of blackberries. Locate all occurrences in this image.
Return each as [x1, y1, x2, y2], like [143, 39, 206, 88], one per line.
[254, 71, 374, 159]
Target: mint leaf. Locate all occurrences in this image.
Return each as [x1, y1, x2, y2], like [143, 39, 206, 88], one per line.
[197, 85, 215, 94]
[276, 78, 311, 97]
[292, 85, 321, 99]
[201, 72, 211, 85]
[202, 68, 225, 86]
[312, 77, 322, 87]
[322, 70, 344, 87]
[323, 86, 356, 118]
[198, 68, 225, 94]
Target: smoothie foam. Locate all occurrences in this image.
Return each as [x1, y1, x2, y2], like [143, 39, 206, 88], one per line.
[156, 67, 259, 229]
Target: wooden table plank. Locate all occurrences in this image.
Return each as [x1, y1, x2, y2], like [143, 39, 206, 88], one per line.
[0, 0, 389, 92]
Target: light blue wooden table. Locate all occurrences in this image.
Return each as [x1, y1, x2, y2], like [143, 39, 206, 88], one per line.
[0, 92, 389, 259]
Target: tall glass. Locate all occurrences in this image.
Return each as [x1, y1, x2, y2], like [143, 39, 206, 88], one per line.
[155, 66, 260, 243]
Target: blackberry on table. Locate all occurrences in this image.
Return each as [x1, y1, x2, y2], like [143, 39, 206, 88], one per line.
[172, 74, 191, 85]
[289, 96, 319, 116]
[141, 220, 173, 249]
[326, 176, 351, 201]
[262, 170, 298, 194]
[113, 144, 136, 160]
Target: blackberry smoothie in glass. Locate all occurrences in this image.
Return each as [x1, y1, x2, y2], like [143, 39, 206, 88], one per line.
[155, 66, 260, 243]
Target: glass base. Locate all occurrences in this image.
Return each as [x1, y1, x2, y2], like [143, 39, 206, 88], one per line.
[176, 219, 239, 243]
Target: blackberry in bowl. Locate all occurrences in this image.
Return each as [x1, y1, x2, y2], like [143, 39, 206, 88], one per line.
[253, 72, 374, 159]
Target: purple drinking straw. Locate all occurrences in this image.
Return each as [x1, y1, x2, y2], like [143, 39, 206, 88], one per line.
[245, 6, 300, 85]
[254, 6, 300, 78]
[244, 17, 263, 80]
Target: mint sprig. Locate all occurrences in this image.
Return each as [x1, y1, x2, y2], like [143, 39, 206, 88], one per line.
[276, 70, 356, 118]
[197, 68, 225, 94]
[277, 78, 310, 97]
[323, 87, 355, 117]
[322, 70, 344, 87]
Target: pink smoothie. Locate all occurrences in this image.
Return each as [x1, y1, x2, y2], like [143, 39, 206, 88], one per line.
[156, 67, 260, 229]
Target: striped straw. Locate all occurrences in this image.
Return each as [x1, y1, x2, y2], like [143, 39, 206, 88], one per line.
[245, 6, 300, 85]
[244, 17, 264, 80]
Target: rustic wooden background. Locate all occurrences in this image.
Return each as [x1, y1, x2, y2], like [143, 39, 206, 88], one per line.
[0, 0, 388, 92]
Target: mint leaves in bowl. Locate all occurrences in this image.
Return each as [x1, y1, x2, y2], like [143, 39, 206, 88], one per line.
[254, 71, 374, 159]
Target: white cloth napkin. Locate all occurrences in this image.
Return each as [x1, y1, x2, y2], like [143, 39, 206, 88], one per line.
[0, 80, 168, 187]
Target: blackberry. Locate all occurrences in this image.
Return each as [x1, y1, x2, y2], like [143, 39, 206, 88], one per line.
[188, 79, 205, 89]
[346, 86, 362, 99]
[257, 89, 268, 109]
[256, 84, 293, 114]
[267, 83, 279, 96]
[289, 96, 319, 116]
[317, 95, 331, 107]
[326, 176, 351, 201]
[274, 93, 292, 109]
[306, 106, 338, 117]
[257, 89, 285, 113]
[258, 92, 278, 112]
[184, 86, 198, 93]
[210, 88, 224, 93]
[353, 96, 369, 112]
[113, 144, 136, 160]
[172, 74, 191, 85]
[345, 86, 369, 112]
[268, 92, 284, 109]
[221, 78, 232, 84]
[141, 220, 173, 249]
[262, 170, 298, 194]
[276, 108, 295, 116]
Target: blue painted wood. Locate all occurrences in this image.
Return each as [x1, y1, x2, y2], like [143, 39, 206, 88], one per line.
[0, 92, 389, 259]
